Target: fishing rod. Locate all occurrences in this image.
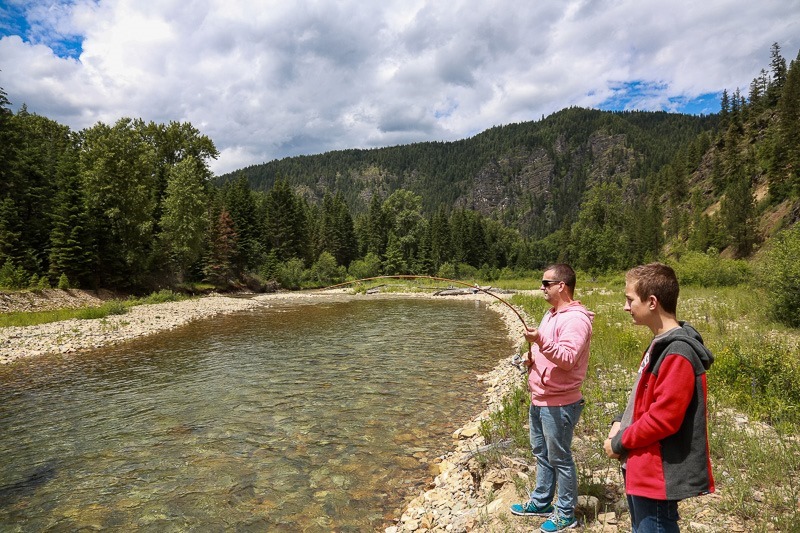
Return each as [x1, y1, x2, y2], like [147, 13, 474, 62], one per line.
[320, 274, 529, 330]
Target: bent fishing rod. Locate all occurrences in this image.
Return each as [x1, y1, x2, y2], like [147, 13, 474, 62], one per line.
[319, 274, 529, 330]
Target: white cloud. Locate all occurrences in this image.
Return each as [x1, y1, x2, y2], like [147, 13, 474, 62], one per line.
[1, 0, 798, 175]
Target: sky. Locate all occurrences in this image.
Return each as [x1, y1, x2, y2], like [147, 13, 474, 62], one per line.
[1, 1, 799, 176]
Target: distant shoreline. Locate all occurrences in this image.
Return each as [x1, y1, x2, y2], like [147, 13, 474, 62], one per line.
[1, 288, 531, 366]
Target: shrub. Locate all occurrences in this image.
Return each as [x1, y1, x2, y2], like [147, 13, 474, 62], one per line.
[76, 300, 127, 319]
[140, 289, 182, 304]
[757, 224, 800, 327]
[277, 258, 306, 290]
[0, 260, 28, 289]
[670, 251, 751, 286]
[57, 273, 71, 289]
[310, 252, 340, 286]
[436, 262, 456, 280]
[348, 252, 382, 280]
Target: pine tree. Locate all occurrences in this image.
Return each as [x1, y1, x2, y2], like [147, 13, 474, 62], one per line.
[774, 49, 800, 199]
[720, 154, 756, 257]
[48, 143, 93, 287]
[382, 233, 407, 275]
[159, 156, 209, 281]
[362, 193, 388, 258]
[264, 179, 308, 262]
[204, 209, 238, 287]
[223, 174, 260, 270]
[767, 42, 788, 106]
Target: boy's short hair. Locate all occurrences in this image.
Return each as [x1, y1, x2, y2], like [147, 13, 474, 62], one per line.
[625, 263, 679, 315]
[545, 263, 576, 292]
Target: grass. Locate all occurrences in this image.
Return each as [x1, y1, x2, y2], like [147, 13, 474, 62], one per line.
[478, 278, 800, 529]
[0, 289, 190, 328]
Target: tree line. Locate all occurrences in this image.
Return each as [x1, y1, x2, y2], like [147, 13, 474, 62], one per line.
[1, 44, 798, 292]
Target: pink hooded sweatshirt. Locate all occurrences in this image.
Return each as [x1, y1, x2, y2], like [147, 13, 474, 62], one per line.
[528, 300, 594, 406]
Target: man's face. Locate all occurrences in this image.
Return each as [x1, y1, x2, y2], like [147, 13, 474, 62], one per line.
[623, 280, 649, 326]
[541, 269, 562, 304]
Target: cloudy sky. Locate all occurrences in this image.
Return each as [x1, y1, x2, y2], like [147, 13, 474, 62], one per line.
[1, 0, 799, 176]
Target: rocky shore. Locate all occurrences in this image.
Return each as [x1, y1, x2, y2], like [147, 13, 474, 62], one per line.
[0, 292, 264, 365]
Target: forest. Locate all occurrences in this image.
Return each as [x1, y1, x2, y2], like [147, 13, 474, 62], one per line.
[1, 44, 798, 303]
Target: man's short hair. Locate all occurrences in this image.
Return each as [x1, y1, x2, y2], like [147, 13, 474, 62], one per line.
[625, 263, 679, 315]
[545, 263, 576, 292]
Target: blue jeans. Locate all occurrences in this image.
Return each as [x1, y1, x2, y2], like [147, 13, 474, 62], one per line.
[528, 398, 584, 518]
[627, 493, 680, 533]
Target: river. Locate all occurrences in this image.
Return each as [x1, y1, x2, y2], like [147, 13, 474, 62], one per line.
[0, 297, 513, 532]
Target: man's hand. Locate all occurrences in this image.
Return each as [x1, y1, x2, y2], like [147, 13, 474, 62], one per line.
[524, 327, 540, 345]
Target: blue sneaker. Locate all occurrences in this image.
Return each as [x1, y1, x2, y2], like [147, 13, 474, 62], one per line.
[509, 500, 554, 516]
[540, 514, 577, 531]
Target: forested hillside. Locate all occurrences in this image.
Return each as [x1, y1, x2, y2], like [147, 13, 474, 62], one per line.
[1, 44, 798, 293]
[219, 109, 718, 241]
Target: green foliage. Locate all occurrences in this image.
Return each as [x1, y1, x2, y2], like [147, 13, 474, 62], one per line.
[348, 252, 382, 280]
[0, 260, 28, 289]
[57, 273, 70, 289]
[277, 258, 306, 290]
[436, 262, 456, 279]
[310, 252, 342, 286]
[670, 251, 751, 286]
[757, 224, 800, 327]
[75, 300, 128, 319]
[478, 385, 531, 450]
[711, 338, 800, 426]
[160, 156, 209, 279]
[131, 289, 185, 305]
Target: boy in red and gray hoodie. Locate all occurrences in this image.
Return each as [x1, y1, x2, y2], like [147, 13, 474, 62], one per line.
[511, 263, 594, 532]
[604, 263, 714, 532]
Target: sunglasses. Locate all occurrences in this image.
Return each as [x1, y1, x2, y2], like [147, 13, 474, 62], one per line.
[541, 279, 562, 287]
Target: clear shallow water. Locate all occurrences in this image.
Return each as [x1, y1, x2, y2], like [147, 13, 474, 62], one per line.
[0, 297, 513, 532]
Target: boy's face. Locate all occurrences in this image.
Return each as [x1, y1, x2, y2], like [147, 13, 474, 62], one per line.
[624, 280, 651, 326]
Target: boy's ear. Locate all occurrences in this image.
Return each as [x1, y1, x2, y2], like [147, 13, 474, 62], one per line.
[647, 294, 659, 310]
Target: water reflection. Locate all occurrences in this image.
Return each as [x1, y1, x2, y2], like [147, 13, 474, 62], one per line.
[0, 297, 512, 531]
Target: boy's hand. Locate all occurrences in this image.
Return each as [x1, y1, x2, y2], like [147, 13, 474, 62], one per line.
[604, 421, 621, 459]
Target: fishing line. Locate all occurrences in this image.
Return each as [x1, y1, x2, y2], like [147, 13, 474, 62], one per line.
[319, 274, 529, 330]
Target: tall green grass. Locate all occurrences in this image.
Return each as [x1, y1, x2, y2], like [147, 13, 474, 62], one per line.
[0, 289, 189, 328]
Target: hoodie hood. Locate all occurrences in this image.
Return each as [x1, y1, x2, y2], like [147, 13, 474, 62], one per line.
[651, 322, 714, 373]
[551, 300, 596, 322]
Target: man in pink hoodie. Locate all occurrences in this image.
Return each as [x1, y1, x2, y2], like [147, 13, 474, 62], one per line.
[510, 263, 594, 532]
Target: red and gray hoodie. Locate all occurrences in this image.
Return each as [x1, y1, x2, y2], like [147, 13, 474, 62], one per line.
[610, 322, 715, 501]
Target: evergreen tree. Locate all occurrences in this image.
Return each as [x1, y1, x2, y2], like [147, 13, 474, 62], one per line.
[159, 156, 209, 281]
[48, 141, 93, 287]
[429, 206, 452, 270]
[223, 174, 260, 270]
[569, 183, 626, 273]
[264, 178, 308, 262]
[4, 111, 69, 275]
[362, 192, 388, 258]
[316, 192, 358, 267]
[773, 49, 800, 199]
[382, 233, 407, 275]
[720, 89, 730, 128]
[767, 42, 788, 106]
[720, 156, 756, 257]
[204, 208, 238, 286]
